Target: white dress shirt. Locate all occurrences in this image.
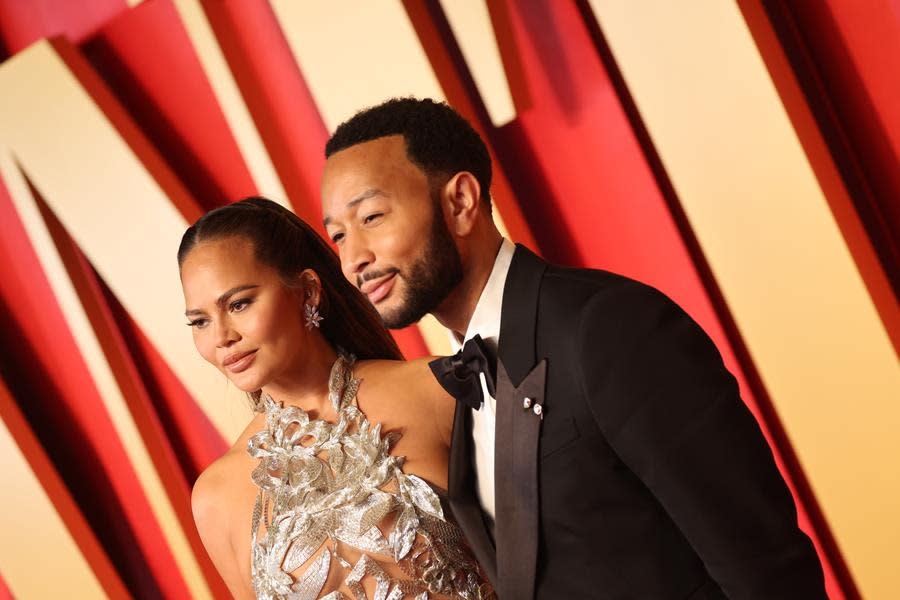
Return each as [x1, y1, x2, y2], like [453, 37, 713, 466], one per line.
[449, 238, 515, 525]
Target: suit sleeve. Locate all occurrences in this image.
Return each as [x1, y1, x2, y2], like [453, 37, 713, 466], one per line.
[575, 283, 826, 599]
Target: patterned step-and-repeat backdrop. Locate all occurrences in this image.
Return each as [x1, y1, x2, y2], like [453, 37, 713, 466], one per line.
[0, 1, 897, 598]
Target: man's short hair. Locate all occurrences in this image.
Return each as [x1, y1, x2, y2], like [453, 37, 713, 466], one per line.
[325, 97, 492, 208]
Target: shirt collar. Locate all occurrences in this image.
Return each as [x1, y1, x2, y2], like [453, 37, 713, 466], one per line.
[450, 238, 515, 351]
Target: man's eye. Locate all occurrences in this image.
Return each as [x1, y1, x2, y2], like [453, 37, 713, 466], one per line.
[363, 213, 383, 225]
[187, 318, 208, 329]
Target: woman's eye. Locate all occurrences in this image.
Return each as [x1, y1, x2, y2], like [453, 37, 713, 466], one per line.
[230, 298, 252, 312]
[363, 213, 383, 225]
[330, 232, 344, 244]
[187, 318, 208, 329]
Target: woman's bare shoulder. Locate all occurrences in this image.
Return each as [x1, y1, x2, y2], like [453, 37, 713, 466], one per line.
[190, 415, 263, 599]
[191, 413, 265, 525]
[353, 357, 448, 405]
[354, 356, 441, 388]
[192, 448, 242, 526]
[353, 357, 455, 447]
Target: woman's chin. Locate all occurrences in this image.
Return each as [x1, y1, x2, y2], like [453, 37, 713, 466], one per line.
[225, 371, 267, 394]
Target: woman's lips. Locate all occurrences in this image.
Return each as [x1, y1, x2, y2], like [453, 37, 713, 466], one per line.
[364, 273, 396, 304]
[223, 349, 257, 373]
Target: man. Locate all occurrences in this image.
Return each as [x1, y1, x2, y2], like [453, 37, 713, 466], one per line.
[320, 98, 826, 598]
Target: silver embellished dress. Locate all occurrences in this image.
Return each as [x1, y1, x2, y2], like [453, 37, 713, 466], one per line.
[247, 355, 493, 600]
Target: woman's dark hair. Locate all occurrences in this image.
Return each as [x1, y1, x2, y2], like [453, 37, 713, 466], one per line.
[178, 196, 403, 372]
[325, 97, 492, 210]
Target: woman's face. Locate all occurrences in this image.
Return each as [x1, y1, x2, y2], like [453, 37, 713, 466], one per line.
[180, 236, 310, 394]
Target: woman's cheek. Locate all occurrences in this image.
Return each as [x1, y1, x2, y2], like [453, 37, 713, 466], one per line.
[256, 297, 293, 340]
[193, 329, 217, 368]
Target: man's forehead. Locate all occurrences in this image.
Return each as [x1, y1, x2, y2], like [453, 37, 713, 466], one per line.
[322, 137, 427, 221]
[325, 135, 408, 172]
[323, 160, 392, 194]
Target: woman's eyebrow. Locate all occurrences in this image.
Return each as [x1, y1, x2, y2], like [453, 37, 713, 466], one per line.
[184, 284, 259, 316]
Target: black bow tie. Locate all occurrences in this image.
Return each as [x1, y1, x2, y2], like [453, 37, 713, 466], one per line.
[428, 334, 497, 410]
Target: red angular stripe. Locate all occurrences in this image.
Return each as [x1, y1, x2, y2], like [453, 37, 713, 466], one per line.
[0, 172, 191, 598]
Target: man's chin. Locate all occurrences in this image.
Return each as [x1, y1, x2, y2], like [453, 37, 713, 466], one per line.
[371, 290, 407, 328]
[378, 303, 426, 330]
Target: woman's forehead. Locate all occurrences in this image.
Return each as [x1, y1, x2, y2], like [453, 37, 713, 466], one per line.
[184, 237, 255, 267]
[181, 238, 275, 295]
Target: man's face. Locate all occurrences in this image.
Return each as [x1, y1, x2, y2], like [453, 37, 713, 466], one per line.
[322, 135, 462, 328]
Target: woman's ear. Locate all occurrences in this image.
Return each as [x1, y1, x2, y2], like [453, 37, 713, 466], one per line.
[441, 171, 482, 237]
[298, 269, 323, 308]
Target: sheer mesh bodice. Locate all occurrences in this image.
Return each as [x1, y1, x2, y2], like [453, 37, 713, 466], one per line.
[247, 355, 493, 600]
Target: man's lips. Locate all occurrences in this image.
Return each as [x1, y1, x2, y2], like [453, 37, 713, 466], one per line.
[360, 272, 397, 304]
[222, 349, 257, 373]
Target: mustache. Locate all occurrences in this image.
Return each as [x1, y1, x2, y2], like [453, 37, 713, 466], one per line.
[357, 267, 400, 289]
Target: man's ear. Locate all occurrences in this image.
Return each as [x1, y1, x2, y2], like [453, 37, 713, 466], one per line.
[441, 171, 482, 237]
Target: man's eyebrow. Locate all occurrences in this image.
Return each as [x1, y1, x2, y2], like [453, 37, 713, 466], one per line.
[323, 188, 384, 227]
[184, 284, 259, 316]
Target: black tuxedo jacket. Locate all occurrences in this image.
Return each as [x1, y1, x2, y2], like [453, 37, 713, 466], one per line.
[446, 245, 826, 599]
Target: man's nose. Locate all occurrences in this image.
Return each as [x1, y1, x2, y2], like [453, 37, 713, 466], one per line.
[342, 235, 375, 283]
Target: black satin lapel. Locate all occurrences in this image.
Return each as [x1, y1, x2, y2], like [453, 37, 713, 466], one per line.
[446, 402, 497, 585]
[447, 401, 470, 497]
[494, 359, 546, 600]
[498, 244, 548, 386]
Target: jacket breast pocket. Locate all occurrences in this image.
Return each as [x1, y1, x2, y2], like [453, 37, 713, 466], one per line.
[539, 413, 581, 460]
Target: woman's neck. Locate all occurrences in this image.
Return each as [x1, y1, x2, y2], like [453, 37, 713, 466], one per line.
[260, 334, 338, 417]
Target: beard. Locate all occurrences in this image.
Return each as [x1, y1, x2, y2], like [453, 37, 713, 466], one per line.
[378, 202, 463, 329]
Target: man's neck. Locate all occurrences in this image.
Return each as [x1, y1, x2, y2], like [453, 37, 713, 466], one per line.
[433, 235, 504, 336]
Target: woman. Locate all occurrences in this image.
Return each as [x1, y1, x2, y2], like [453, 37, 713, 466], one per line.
[179, 197, 491, 599]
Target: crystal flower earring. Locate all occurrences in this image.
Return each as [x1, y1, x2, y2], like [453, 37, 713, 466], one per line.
[304, 303, 323, 329]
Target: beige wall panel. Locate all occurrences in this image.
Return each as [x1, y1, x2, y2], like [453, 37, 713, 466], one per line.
[0, 40, 251, 444]
[0, 150, 211, 600]
[270, 0, 445, 132]
[588, 1, 900, 596]
[439, 0, 516, 127]
[173, 0, 290, 206]
[0, 415, 107, 598]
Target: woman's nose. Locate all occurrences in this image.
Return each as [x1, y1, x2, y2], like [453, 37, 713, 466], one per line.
[214, 318, 240, 347]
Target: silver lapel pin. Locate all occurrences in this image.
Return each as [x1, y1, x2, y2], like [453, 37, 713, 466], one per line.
[523, 396, 543, 420]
